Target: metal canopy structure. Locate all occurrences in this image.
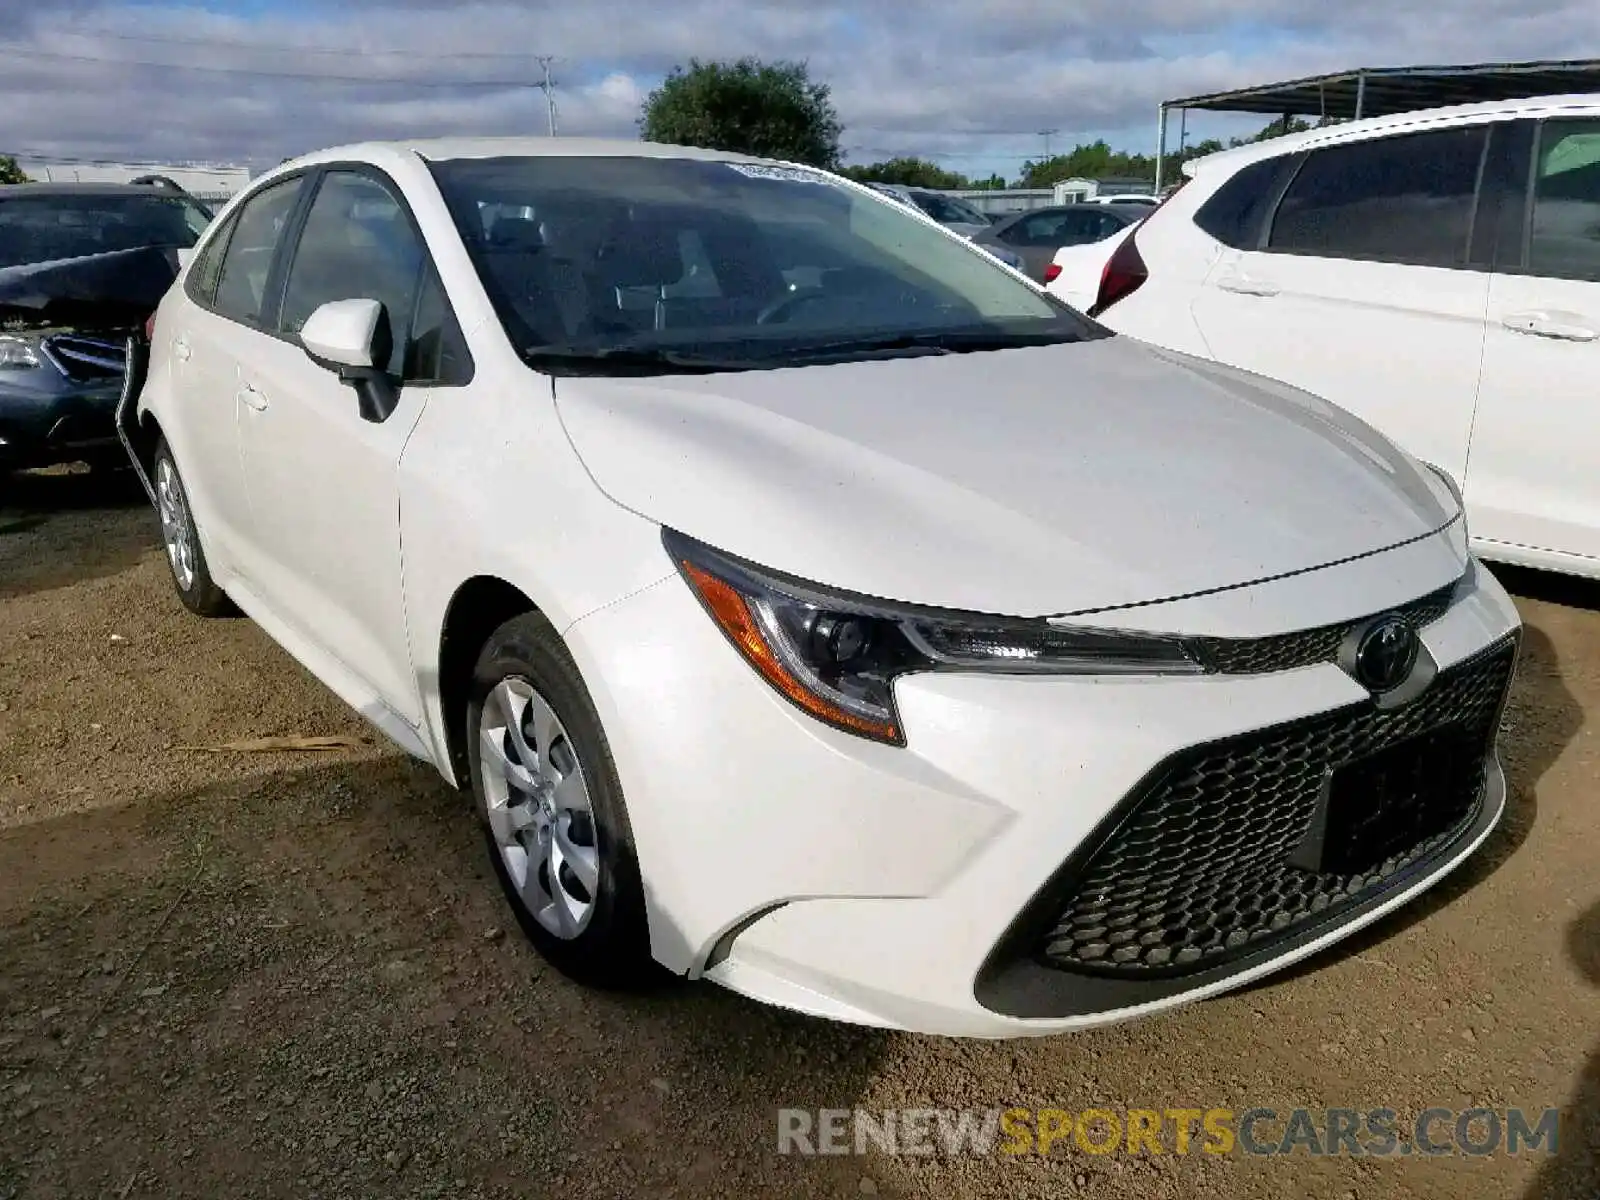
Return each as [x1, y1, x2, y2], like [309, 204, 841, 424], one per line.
[1153, 57, 1600, 190]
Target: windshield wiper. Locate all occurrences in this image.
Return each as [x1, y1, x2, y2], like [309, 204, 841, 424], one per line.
[770, 328, 1078, 364]
[521, 344, 759, 376]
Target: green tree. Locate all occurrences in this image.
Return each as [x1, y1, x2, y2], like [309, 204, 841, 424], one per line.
[0, 155, 27, 185]
[838, 157, 970, 189]
[639, 58, 843, 169]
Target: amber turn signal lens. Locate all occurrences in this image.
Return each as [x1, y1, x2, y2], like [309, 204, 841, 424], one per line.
[680, 561, 900, 742]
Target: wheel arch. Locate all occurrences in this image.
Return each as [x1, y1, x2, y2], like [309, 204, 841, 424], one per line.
[436, 575, 541, 788]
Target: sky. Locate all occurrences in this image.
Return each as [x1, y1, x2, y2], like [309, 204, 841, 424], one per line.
[2, 1, 1598, 181]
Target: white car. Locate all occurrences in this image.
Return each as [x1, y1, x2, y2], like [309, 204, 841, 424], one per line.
[120, 137, 1521, 1038]
[1048, 94, 1600, 581]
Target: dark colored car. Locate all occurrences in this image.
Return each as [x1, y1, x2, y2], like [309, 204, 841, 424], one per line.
[971, 204, 1144, 283]
[0, 182, 212, 474]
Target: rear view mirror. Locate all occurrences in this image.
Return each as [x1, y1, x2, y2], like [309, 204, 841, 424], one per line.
[300, 297, 384, 369]
[299, 298, 398, 424]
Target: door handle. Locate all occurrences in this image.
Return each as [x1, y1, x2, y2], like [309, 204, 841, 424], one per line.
[237, 382, 269, 412]
[1215, 275, 1279, 297]
[172, 336, 191, 362]
[1500, 310, 1600, 342]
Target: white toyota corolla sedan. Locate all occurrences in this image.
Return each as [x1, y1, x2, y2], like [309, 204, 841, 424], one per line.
[117, 137, 1523, 1038]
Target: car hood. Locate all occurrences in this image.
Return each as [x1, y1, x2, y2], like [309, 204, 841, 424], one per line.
[553, 337, 1458, 618]
[0, 246, 178, 329]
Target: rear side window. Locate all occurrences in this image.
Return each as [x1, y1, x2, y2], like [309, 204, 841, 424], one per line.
[185, 210, 238, 306]
[1192, 156, 1296, 249]
[212, 177, 305, 325]
[1267, 127, 1489, 267]
[1526, 118, 1600, 282]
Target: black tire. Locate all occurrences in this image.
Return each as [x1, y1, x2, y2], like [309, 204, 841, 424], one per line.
[466, 610, 653, 986]
[152, 439, 234, 617]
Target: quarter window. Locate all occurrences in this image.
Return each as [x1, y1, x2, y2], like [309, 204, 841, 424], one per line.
[278, 172, 427, 375]
[1527, 119, 1600, 282]
[212, 176, 305, 324]
[1267, 127, 1488, 267]
[1193, 155, 1296, 249]
[185, 209, 238, 306]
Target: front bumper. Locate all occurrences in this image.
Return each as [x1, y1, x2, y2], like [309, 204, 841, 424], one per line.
[563, 548, 1522, 1038]
[0, 380, 124, 469]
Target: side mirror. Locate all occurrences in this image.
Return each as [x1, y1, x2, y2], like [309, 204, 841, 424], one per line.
[299, 298, 398, 424]
[176, 247, 196, 270]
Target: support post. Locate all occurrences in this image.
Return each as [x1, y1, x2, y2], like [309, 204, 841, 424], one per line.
[1154, 104, 1169, 194]
[1354, 71, 1366, 121]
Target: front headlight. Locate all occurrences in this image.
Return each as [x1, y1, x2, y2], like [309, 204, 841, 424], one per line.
[664, 529, 1201, 745]
[0, 335, 41, 370]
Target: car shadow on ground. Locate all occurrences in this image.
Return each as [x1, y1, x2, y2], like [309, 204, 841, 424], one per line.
[1523, 900, 1600, 1199]
[0, 757, 905, 1199]
[1245, 613, 1583, 991]
[0, 466, 157, 600]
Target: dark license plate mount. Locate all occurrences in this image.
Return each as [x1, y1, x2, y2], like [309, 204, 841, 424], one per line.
[1292, 726, 1480, 877]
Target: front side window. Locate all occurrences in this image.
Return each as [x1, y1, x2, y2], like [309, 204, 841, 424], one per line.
[212, 176, 305, 324]
[278, 172, 426, 376]
[428, 155, 1095, 373]
[1527, 119, 1600, 281]
[1267, 126, 1488, 267]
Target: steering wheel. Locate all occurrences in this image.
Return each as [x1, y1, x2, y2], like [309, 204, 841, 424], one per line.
[755, 287, 829, 326]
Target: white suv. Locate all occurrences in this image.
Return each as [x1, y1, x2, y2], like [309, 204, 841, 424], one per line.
[1048, 94, 1600, 580]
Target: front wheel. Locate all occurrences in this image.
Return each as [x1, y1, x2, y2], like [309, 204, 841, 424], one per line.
[153, 439, 233, 617]
[466, 611, 652, 986]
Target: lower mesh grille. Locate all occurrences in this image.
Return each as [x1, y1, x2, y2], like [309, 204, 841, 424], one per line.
[1033, 635, 1518, 977]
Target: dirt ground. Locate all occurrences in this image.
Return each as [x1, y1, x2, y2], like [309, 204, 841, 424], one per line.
[1, 466, 1596, 1200]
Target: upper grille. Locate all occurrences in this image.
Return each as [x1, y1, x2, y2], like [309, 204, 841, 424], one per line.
[1033, 635, 1517, 978]
[41, 333, 127, 381]
[1187, 581, 1457, 676]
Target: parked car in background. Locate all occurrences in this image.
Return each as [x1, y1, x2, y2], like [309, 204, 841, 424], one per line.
[125, 136, 1519, 1038]
[1, 181, 212, 475]
[1089, 194, 1159, 208]
[972, 203, 1143, 283]
[1047, 94, 1600, 581]
[862, 181, 1027, 271]
[864, 182, 993, 235]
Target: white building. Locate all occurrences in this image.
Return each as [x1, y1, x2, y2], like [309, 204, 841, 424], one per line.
[12, 157, 254, 202]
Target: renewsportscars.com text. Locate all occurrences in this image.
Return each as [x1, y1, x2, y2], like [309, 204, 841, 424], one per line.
[776, 1106, 1563, 1158]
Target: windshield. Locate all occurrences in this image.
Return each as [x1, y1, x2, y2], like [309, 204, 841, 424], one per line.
[428, 155, 1100, 373]
[0, 193, 211, 269]
[908, 191, 990, 226]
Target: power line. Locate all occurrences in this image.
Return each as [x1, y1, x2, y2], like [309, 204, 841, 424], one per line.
[44, 26, 554, 60]
[0, 44, 537, 88]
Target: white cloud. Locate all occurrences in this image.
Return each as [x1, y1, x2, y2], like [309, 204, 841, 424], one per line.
[2, 0, 1599, 178]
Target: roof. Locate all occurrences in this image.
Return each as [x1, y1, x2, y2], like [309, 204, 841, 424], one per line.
[0, 182, 202, 198]
[1178, 91, 1600, 175]
[295, 136, 763, 167]
[1165, 58, 1600, 119]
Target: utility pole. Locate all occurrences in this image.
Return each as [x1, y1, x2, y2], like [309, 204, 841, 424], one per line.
[1039, 127, 1059, 160]
[535, 55, 558, 137]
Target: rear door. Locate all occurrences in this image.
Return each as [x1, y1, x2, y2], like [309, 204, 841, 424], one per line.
[1468, 114, 1600, 565]
[160, 174, 307, 580]
[1190, 123, 1496, 481]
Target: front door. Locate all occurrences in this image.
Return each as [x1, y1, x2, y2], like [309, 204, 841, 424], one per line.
[235, 169, 434, 725]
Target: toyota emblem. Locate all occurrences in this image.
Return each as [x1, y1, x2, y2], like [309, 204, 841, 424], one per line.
[1351, 616, 1420, 694]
